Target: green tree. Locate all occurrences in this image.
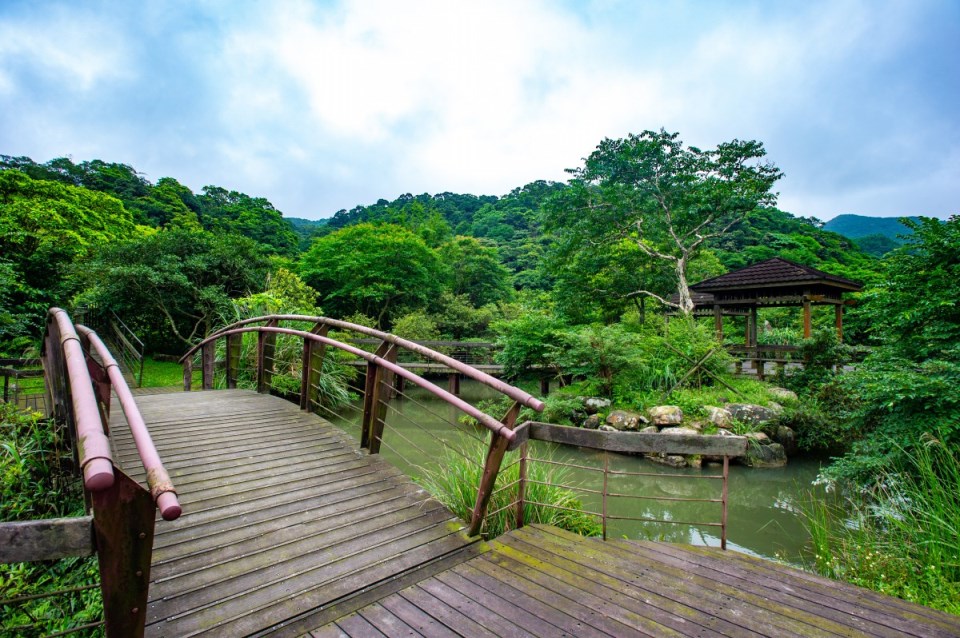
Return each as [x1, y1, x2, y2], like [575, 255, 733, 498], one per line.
[546, 130, 782, 314]
[0, 169, 137, 342]
[438, 236, 512, 307]
[80, 229, 270, 350]
[299, 223, 446, 327]
[824, 216, 960, 484]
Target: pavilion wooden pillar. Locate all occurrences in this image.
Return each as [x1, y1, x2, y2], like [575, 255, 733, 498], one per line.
[802, 297, 812, 339]
[713, 305, 723, 341]
[835, 304, 844, 342]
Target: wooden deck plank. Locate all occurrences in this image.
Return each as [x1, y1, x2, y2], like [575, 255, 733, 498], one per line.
[397, 584, 500, 638]
[334, 613, 388, 637]
[529, 526, 865, 638]
[499, 529, 760, 638]
[606, 536, 955, 638]
[378, 594, 460, 638]
[357, 603, 421, 638]
[474, 546, 675, 638]
[205, 532, 476, 637]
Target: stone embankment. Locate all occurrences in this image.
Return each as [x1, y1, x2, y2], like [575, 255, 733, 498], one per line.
[570, 389, 799, 468]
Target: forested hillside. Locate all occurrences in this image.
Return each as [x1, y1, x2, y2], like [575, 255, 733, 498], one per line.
[0, 148, 882, 354]
[823, 213, 919, 257]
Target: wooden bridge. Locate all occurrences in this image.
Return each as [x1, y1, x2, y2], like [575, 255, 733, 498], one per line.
[3, 311, 959, 637]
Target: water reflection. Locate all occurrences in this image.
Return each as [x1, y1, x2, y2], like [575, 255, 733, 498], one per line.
[327, 378, 820, 563]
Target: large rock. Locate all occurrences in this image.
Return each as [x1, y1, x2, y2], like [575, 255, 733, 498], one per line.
[605, 410, 648, 431]
[741, 442, 788, 468]
[582, 397, 612, 415]
[644, 453, 689, 468]
[745, 431, 771, 445]
[705, 406, 733, 429]
[727, 403, 778, 428]
[768, 387, 798, 402]
[771, 425, 797, 455]
[582, 414, 601, 430]
[648, 405, 683, 426]
[599, 424, 617, 432]
[639, 425, 659, 434]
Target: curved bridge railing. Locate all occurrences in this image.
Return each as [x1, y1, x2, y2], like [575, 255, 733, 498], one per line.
[1, 308, 180, 637]
[181, 314, 544, 536]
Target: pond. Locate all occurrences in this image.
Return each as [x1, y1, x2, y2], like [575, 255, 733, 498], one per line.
[327, 377, 823, 565]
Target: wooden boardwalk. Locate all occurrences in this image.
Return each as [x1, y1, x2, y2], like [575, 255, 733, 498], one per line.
[110, 389, 960, 638]
[111, 390, 477, 637]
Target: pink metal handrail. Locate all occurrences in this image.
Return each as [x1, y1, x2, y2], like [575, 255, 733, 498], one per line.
[48, 308, 115, 492]
[203, 326, 520, 441]
[186, 315, 544, 412]
[77, 326, 182, 521]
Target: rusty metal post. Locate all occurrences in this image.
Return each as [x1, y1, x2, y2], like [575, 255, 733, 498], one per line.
[468, 401, 521, 537]
[721, 455, 729, 551]
[301, 324, 329, 411]
[602, 451, 609, 541]
[515, 442, 527, 530]
[448, 372, 460, 396]
[91, 469, 156, 638]
[201, 341, 215, 390]
[225, 333, 242, 389]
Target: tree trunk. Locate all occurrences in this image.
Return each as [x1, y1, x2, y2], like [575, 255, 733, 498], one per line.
[675, 257, 694, 315]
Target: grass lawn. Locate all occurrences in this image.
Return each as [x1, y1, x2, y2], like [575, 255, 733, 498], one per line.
[141, 356, 187, 388]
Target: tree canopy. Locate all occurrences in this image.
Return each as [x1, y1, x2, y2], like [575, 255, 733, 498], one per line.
[545, 130, 783, 314]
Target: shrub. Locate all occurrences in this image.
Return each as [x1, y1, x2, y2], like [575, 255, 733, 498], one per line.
[416, 441, 601, 539]
[1, 403, 103, 634]
[802, 437, 960, 614]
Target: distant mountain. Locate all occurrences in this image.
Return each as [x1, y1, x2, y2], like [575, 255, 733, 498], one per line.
[823, 214, 920, 257]
[823, 214, 918, 240]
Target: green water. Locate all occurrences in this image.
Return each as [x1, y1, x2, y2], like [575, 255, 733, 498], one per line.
[330, 378, 822, 564]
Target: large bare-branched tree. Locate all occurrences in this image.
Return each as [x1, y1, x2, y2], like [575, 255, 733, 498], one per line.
[546, 130, 783, 314]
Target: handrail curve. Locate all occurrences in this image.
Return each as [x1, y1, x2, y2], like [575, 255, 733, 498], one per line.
[195, 325, 522, 441]
[46, 308, 115, 492]
[182, 314, 544, 412]
[77, 326, 182, 521]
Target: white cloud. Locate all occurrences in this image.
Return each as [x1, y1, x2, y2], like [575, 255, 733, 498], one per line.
[0, 7, 130, 93]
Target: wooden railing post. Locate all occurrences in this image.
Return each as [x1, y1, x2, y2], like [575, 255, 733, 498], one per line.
[92, 468, 156, 638]
[469, 401, 521, 537]
[257, 319, 279, 393]
[361, 340, 397, 453]
[225, 333, 242, 389]
[201, 341, 215, 390]
[301, 324, 329, 411]
[182, 358, 193, 391]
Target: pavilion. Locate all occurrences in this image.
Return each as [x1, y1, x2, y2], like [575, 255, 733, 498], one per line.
[684, 257, 864, 346]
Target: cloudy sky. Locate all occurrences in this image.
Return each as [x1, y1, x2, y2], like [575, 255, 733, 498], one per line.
[1, 0, 957, 221]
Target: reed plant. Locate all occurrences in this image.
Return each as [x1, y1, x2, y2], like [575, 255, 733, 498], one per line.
[802, 436, 960, 614]
[416, 440, 602, 539]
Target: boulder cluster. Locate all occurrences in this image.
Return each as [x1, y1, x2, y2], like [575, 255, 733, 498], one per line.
[570, 389, 799, 469]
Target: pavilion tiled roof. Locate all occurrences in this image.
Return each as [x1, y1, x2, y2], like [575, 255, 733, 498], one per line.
[691, 257, 863, 292]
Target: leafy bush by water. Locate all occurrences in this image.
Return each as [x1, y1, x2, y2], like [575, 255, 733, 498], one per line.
[415, 441, 602, 539]
[803, 437, 960, 614]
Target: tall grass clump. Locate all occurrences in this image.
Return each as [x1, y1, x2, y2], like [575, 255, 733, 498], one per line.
[1, 402, 103, 635]
[416, 441, 602, 539]
[802, 436, 960, 614]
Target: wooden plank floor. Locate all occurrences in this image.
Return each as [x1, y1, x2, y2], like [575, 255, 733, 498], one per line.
[109, 389, 478, 637]
[314, 525, 960, 638]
